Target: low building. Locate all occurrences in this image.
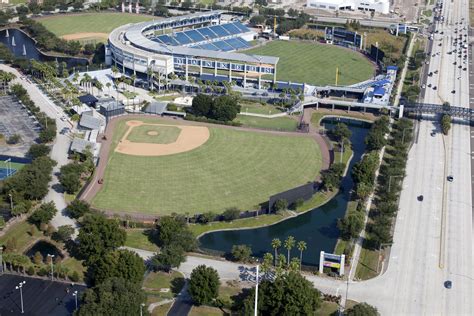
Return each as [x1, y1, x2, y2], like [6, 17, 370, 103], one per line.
[70, 138, 97, 156]
[98, 98, 125, 120]
[306, 0, 390, 14]
[78, 111, 105, 133]
[78, 94, 99, 107]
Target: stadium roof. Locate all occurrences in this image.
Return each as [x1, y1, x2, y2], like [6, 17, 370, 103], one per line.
[70, 138, 96, 154]
[79, 114, 103, 130]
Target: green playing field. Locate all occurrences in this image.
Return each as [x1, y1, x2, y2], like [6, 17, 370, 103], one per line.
[244, 40, 375, 86]
[92, 118, 322, 215]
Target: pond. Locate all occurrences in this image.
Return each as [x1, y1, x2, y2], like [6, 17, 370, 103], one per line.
[198, 117, 371, 266]
[0, 28, 88, 67]
[25, 240, 63, 262]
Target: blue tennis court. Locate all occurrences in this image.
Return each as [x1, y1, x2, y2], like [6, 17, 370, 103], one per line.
[0, 167, 16, 180]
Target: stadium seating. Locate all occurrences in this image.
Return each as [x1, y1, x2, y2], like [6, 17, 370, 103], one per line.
[208, 25, 230, 37]
[225, 37, 251, 50]
[185, 30, 206, 42]
[212, 40, 234, 51]
[221, 23, 242, 35]
[152, 22, 252, 50]
[197, 27, 219, 39]
[174, 32, 193, 45]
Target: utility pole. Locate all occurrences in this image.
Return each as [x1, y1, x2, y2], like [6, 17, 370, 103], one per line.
[8, 193, 13, 210]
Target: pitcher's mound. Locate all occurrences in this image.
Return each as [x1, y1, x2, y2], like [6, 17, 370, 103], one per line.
[115, 120, 210, 156]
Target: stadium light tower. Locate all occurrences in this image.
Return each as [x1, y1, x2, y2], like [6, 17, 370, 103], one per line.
[73, 291, 78, 310]
[15, 281, 26, 314]
[254, 265, 259, 316]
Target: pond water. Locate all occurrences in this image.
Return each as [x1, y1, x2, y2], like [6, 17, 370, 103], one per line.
[198, 118, 370, 266]
[25, 240, 63, 261]
[0, 28, 88, 67]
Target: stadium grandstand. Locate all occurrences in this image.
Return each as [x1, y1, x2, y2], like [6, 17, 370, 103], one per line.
[106, 11, 278, 89]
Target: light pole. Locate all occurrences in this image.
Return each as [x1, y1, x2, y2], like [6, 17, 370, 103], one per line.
[72, 291, 78, 310]
[15, 281, 26, 314]
[140, 303, 145, 316]
[47, 254, 55, 280]
[254, 264, 259, 316]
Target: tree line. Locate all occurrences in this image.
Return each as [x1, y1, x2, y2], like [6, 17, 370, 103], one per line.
[337, 116, 390, 253]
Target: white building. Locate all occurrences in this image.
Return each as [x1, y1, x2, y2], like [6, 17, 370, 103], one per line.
[306, 0, 390, 14]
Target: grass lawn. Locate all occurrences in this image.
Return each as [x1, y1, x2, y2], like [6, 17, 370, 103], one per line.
[36, 13, 154, 37]
[198, 0, 215, 5]
[191, 211, 292, 237]
[151, 302, 173, 316]
[355, 240, 380, 280]
[92, 118, 321, 215]
[243, 41, 374, 86]
[62, 257, 86, 281]
[234, 114, 298, 131]
[143, 271, 185, 301]
[0, 219, 42, 252]
[239, 102, 284, 115]
[189, 306, 227, 316]
[127, 125, 181, 144]
[125, 229, 158, 252]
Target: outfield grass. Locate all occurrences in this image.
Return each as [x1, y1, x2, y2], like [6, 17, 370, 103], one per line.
[234, 114, 298, 131]
[127, 125, 181, 144]
[92, 118, 321, 215]
[36, 13, 154, 37]
[243, 41, 374, 86]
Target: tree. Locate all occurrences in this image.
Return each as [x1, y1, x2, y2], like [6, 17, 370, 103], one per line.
[156, 216, 196, 251]
[154, 5, 169, 17]
[231, 244, 252, 262]
[39, 127, 56, 143]
[59, 162, 85, 194]
[151, 243, 186, 272]
[88, 249, 146, 285]
[241, 272, 321, 315]
[77, 277, 146, 316]
[7, 134, 21, 145]
[332, 123, 352, 143]
[296, 241, 307, 268]
[191, 93, 213, 117]
[33, 251, 43, 264]
[209, 95, 240, 121]
[250, 15, 266, 26]
[346, 302, 380, 316]
[222, 207, 240, 221]
[53, 225, 75, 242]
[337, 210, 365, 240]
[27, 144, 50, 159]
[273, 199, 288, 213]
[284, 236, 295, 265]
[67, 199, 90, 219]
[188, 265, 220, 306]
[29, 202, 57, 227]
[197, 212, 215, 224]
[76, 213, 126, 263]
[352, 151, 379, 186]
[355, 182, 373, 200]
[271, 238, 281, 266]
[441, 114, 451, 135]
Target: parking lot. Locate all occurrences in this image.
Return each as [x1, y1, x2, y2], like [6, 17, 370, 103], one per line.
[0, 95, 41, 156]
[0, 274, 86, 316]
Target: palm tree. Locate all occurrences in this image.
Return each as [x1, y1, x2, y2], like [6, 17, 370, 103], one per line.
[111, 65, 119, 78]
[131, 74, 136, 93]
[297, 241, 307, 269]
[106, 82, 111, 95]
[284, 236, 295, 266]
[271, 238, 281, 266]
